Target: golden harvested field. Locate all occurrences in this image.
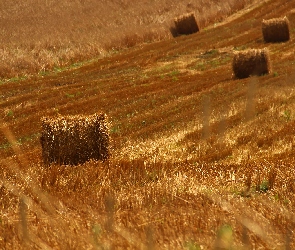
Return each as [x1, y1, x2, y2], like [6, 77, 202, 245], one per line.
[1, 0, 295, 249]
[0, 0, 252, 79]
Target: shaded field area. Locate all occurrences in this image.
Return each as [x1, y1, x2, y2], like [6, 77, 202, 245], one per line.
[1, 0, 295, 249]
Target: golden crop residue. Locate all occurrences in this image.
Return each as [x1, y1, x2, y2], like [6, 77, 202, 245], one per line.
[0, 0, 254, 79]
[40, 113, 110, 165]
[2, 0, 295, 248]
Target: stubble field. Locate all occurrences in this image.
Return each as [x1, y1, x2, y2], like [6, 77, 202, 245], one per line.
[1, 0, 295, 249]
[0, 0, 252, 79]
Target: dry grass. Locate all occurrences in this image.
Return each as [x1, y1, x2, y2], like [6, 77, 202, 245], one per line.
[2, 0, 295, 249]
[1, 152, 295, 249]
[232, 49, 271, 79]
[262, 17, 290, 43]
[0, 0, 253, 79]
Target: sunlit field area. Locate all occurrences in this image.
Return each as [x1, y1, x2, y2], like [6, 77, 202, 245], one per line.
[2, 0, 295, 249]
[0, 0, 252, 79]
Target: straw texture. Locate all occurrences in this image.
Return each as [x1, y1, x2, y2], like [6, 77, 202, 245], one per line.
[232, 49, 271, 79]
[174, 12, 199, 35]
[262, 17, 290, 43]
[40, 113, 110, 165]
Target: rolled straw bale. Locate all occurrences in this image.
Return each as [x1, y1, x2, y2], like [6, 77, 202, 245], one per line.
[174, 12, 199, 35]
[40, 113, 110, 165]
[232, 49, 271, 79]
[262, 17, 290, 43]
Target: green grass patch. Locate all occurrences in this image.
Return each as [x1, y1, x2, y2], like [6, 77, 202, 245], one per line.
[188, 50, 231, 71]
[0, 133, 40, 150]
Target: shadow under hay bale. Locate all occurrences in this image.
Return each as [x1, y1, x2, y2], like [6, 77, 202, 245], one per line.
[40, 113, 110, 166]
[174, 12, 199, 36]
[232, 49, 271, 79]
[262, 17, 290, 43]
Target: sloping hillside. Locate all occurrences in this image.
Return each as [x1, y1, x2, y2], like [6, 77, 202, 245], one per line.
[1, 0, 295, 249]
[0, 0, 252, 78]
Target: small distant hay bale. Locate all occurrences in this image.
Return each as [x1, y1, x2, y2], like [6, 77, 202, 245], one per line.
[232, 49, 271, 79]
[174, 12, 199, 35]
[40, 113, 110, 166]
[262, 17, 290, 43]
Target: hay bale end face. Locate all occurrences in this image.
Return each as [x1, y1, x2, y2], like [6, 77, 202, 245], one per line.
[232, 49, 271, 79]
[174, 12, 199, 35]
[40, 113, 110, 166]
[262, 17, 290, 43]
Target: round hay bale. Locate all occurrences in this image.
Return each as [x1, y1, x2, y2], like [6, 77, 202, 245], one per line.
[232, 49, 271, 79]
[174, 12, 199, 36]
[262, 17, 290, 43]
[40, 113, 110, 166]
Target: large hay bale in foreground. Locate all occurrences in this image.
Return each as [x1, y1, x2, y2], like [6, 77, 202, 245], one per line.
[232, 49, 271, 79]
[174, 12, 199, 35]
[262, 17, 290, 43]
[40, 113, 110, 165]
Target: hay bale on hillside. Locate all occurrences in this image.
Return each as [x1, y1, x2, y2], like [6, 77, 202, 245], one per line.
[174, 12, 199, 35]
[262, 17, 290, 43]
[232, 49, 271, 79]
[40, 113, 110, 165]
